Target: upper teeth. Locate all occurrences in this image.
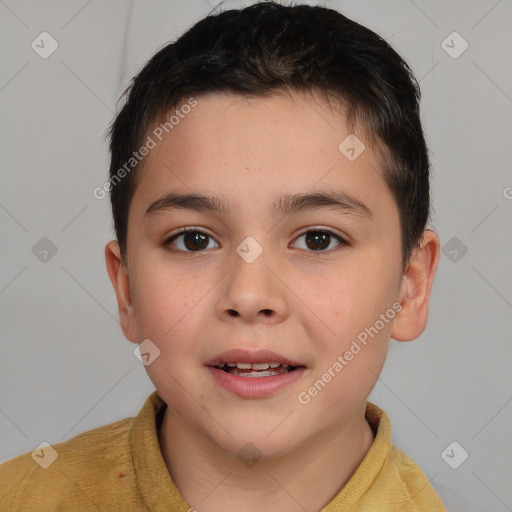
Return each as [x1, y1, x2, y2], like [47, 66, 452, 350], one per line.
[224, 362, 289, 370]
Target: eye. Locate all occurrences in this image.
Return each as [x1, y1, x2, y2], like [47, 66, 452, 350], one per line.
[163, 227, 347, 254]
[292, 228, 347, 253]
[164, 228, 219, 252]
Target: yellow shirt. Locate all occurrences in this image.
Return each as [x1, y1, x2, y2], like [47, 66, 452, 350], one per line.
[0, 391, 446, 511]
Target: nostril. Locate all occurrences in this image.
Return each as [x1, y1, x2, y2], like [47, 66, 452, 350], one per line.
[226, 309, 273, 317]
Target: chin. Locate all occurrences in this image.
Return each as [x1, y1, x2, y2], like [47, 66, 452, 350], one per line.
[201, 416, 307, 462]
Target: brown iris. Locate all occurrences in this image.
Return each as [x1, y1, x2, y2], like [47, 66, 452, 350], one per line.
[304, 231, 330, 250]
[182, 232, 209, 251]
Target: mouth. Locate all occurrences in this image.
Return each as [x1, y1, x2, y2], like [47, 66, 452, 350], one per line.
[205, 349, 306, 399]
[214, 362, 297, 378]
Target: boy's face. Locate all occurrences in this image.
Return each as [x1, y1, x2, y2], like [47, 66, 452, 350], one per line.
[109, 91, 415, 457]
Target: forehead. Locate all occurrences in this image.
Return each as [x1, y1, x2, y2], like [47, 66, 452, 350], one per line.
[151, 91, 355, 156]
[131, 91, 394, 219]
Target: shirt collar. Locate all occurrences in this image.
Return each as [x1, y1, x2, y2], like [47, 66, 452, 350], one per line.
[129, 390, 190, 511]
[129, 391, 391, 510]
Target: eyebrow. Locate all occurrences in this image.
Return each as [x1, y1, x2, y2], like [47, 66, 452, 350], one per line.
[145, 190, 372, 219]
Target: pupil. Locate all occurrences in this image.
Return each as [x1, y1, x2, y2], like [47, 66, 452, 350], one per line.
[184, 232, 208, 251]
[306, 232, 329, 250]
[181, 232, 330, 251]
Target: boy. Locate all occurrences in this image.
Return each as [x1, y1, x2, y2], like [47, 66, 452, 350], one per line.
[0, 2, 445, 510]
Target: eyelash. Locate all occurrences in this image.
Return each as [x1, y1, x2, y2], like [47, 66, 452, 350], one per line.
[163, 226, 348, 255]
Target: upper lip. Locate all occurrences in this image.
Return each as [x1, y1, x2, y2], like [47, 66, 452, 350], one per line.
[205, 349, 304, 368]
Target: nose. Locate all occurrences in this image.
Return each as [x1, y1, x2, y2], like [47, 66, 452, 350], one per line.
[215, 246, 290, 325]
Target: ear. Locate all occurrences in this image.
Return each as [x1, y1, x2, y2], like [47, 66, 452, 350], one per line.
[391, 230, 440, 342]
[105, 240, 138, 343]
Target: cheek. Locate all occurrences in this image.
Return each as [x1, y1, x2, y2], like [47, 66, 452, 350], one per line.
[132, 267, 210, 399]
[297, 271, 393, 412]
[130, 261, 208, 344]
[293, 255, 399, 368]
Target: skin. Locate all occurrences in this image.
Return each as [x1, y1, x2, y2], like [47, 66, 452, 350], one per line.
[105, 90, 440, 512]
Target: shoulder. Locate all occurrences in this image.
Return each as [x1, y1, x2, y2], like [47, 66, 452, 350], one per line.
[362, 402, 446, 511]
[386, 444, 446, 511]
[0, 415, 135, 511]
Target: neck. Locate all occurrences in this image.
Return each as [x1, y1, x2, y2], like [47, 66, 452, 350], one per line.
[158, 405, 375, 512]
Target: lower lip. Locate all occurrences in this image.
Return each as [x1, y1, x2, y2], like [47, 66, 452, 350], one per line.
[207, 366, 306, 399]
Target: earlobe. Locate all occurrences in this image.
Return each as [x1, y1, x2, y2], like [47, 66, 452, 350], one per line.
[105, 240, 138, 343]
[391, 230, 440, 342]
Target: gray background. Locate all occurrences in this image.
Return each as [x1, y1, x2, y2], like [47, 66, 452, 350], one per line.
[1, 1, 511, 510]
